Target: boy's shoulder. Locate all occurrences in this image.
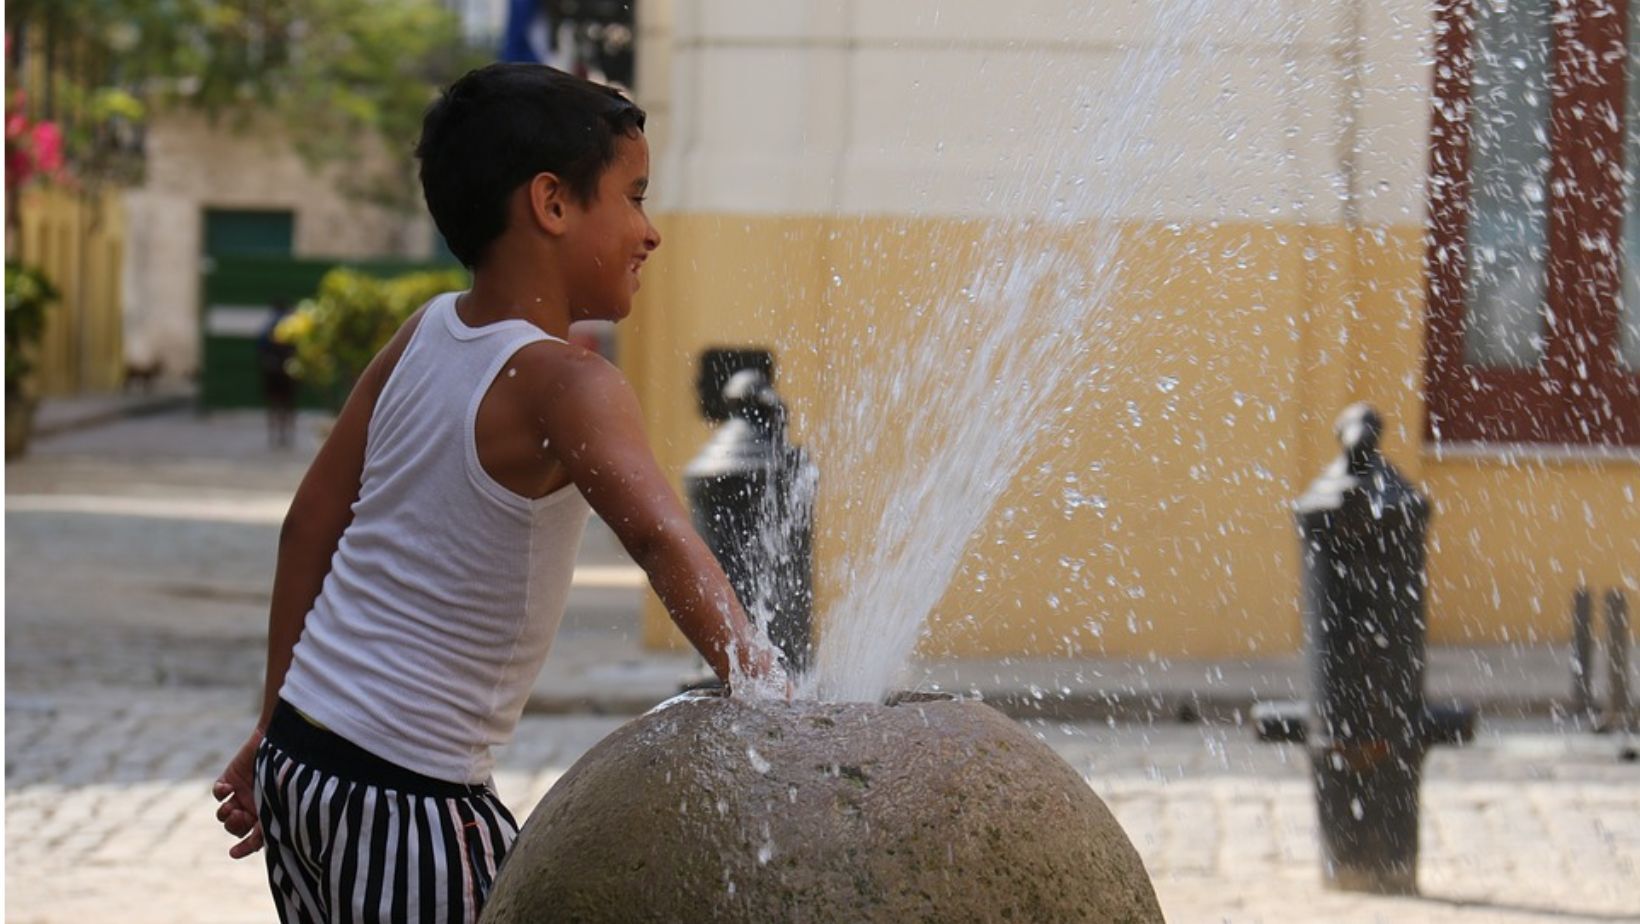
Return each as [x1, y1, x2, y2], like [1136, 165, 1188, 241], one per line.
[500, 336, 647, 451]
[509, 335, 636, 406]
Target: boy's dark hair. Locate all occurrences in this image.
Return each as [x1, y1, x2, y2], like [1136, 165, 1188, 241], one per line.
[416, 64, 646, 268]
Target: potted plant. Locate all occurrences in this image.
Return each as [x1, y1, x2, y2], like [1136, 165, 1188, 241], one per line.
[6, 259, 58, 457]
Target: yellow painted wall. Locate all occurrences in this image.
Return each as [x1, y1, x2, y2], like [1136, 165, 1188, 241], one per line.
[14, 187, 127, 396]
[1422, 459, 1639, 645]
[626, 215, 1640, 659]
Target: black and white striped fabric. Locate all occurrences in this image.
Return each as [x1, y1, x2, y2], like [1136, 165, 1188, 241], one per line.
[254, 738, 519, 924]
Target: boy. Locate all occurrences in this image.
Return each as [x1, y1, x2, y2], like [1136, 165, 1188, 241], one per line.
[212, 63, 784, 923]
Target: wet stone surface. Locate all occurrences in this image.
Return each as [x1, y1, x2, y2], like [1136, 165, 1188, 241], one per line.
[484, 693, 1164, 923]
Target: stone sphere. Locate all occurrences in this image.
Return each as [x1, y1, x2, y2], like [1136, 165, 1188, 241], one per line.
[482, 692, 1162, 923]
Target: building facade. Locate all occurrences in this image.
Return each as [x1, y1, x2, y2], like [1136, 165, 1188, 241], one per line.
[120, 112, 436, 382]
[624, 0, 1640, 659]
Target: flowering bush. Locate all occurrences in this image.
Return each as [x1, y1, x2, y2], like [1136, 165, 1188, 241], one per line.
[276, 267, 468, 397]
[5, 89, 66, 195]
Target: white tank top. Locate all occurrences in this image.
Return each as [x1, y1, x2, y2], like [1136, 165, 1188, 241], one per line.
[281, 292, 592, 784]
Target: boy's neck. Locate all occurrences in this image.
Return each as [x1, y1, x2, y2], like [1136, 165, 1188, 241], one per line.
[460, 263, 573, 339]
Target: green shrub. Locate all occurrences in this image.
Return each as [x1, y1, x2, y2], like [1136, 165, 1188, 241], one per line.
[277, 266, 468, 396]
[5, 261, 59, 401]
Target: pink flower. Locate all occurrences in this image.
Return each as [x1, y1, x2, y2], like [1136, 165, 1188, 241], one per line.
[4, 85, 71, 190]
[30, 121, 62, 175]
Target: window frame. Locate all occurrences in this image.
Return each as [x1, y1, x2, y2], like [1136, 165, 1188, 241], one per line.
[1424, 0, 1639, 446]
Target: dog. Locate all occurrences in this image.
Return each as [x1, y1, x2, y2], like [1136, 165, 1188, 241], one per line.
[122, 358, 164, 393]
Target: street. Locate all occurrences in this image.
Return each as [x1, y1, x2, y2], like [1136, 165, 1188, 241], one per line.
[6, 410, 1638, 923]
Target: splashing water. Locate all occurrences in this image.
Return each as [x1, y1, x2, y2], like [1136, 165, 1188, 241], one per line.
[710, 0, 1312, 704]
[725, 1, 1218, 705]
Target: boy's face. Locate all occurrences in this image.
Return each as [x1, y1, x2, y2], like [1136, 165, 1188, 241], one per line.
[563, 132, 661, 322]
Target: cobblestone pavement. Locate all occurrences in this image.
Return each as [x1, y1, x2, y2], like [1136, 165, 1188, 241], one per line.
[7, 412, 1639, 922]
[8, 685, 1637, 923]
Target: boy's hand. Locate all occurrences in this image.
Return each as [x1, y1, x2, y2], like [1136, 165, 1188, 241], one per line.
[734, 643, 795, 702]
[212, 729, 265, 859]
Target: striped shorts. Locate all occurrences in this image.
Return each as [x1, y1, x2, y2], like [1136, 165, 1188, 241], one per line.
[253, 702, 519, 924]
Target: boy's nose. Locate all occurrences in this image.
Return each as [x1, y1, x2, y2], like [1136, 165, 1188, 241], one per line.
[644, 218, 662, 251]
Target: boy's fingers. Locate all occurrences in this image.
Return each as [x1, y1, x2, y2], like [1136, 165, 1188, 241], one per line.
[224, 811, 256, 838]
[228, 829, 264, 860]
[216, 788, 255, 816]
[223, 815, 244, 837]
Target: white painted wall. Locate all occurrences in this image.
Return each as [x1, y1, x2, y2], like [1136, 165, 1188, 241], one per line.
[647, 0, 1436, 226]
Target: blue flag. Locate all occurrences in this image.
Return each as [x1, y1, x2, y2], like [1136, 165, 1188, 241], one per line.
[501, 0, 552, 64]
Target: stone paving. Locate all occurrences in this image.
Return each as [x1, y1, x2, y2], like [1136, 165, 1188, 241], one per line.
[6, 407, 1640, 922]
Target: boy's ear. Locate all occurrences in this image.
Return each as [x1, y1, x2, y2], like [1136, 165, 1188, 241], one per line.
[527, 172, 571, 236]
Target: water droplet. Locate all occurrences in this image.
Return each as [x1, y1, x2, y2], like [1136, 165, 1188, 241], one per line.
[1062, 488, 1109, 513]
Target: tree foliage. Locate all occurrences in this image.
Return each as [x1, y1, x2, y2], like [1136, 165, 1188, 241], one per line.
[4, 0, 486, 211]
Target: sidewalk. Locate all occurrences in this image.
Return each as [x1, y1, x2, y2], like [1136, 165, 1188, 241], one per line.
[30, 383, 196, 438]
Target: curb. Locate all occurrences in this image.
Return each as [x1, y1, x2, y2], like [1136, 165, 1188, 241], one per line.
[523, 687, 1574, 724]
[32, 392, 195, 439]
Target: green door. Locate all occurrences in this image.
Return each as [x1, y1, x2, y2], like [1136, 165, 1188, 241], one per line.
[199, 209, 295, 409]
[204, 209, 295, 257]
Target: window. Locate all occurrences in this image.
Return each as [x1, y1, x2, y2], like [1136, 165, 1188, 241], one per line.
[1424, 0, 1640, 446]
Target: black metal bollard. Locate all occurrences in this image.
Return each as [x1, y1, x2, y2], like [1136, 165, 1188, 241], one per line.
[683, 365, 815, 673]
[1293, 403, 1443, 895]
[1572, 587, 1597, 722]
[1605, 590, 1632, 733]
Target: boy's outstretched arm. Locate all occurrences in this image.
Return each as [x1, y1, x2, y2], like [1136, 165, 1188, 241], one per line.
[211, 310, 424, 860]
[523, 344, 779, 689]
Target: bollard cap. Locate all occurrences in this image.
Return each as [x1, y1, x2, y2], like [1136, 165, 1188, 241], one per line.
[1295, 403, 1428, 523]
[696, 348, 775, 422]
[723, 369, 781, 427]
[683, 370, 788, 480]
[1335, 403, 1382, 476]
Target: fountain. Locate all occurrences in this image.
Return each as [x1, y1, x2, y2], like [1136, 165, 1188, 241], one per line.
[482, 691, 1161, 923]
